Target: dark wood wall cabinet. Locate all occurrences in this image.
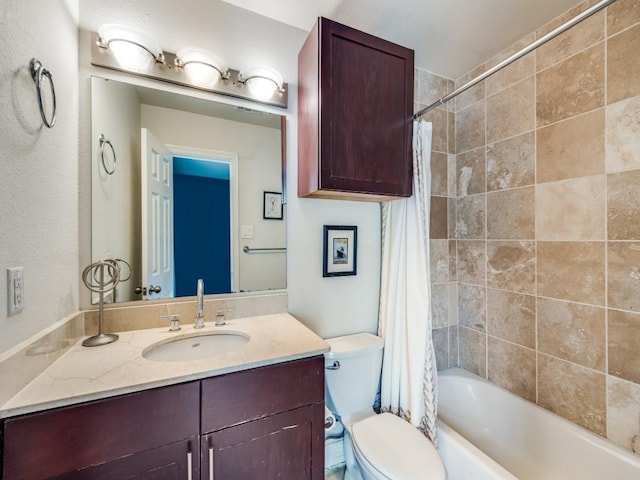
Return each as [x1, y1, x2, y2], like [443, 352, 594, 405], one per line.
[298, 17, 415, 201]
[1, 356, 324, 480]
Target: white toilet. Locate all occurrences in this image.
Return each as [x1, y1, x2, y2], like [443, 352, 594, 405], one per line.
[325, 333, 446, 480]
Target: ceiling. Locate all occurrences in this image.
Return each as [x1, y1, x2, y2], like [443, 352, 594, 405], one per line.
[220, 0, 585, 78]
[79, 0, 585, 81]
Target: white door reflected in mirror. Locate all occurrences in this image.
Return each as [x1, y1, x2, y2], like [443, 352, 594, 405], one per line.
[141, 128, 174, 300]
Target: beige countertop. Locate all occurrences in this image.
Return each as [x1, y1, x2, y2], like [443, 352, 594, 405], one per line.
[0, 313, 329, 419]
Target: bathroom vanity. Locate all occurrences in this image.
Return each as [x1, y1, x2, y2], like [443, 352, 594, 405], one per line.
[0, 313, 328, 480]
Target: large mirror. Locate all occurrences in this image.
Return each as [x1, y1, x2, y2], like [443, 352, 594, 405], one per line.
[91, 76, 286, 303]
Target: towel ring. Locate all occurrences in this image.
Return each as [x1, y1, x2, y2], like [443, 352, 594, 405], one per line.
[112, 258, 132, 282]
[84, 258, 132, 291]
[99, 134, 117, 175]
[29, 58, 57, 129]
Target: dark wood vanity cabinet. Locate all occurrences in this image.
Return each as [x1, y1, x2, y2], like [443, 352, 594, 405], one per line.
[1, 356, 324, 480]
[200, 356, 325, 480]
[298, 17, 414, 201]
[2, 382, 200, 480]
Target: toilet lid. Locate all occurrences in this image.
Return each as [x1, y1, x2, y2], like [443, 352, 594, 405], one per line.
[351, 413, 446, 480]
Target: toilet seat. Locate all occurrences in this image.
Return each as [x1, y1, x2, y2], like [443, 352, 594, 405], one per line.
[351, 413, 446, 480]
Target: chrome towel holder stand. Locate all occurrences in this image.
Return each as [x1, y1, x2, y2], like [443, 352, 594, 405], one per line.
[29, 58, 57, 129]
[82, 258, 132, 347]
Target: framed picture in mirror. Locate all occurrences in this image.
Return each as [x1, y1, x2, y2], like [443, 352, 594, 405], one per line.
[323, 225, 357, 277]
[263, 191, 283, 220]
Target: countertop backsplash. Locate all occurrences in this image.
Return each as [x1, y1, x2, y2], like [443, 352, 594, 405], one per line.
[84, 291, 288, 334]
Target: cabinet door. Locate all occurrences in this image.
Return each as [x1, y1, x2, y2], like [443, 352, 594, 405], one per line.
[50, 438, 199, 480]
[2, 382, 199, 480]
[201, 356, 324, 433]
[298, 17, 414, 200]
[201, 405, 324, 480]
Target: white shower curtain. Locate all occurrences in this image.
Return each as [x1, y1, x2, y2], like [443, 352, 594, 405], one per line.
[378, 120, 438, 445]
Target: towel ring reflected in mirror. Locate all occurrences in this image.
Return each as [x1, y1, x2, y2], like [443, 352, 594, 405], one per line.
[99, 134, 116, 175]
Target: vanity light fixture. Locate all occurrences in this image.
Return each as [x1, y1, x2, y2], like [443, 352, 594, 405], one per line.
[97, 24, 165, 71]
[90, 28, 288, 108]
[238, 66, 284, 100]
[175, 47, 229, 88]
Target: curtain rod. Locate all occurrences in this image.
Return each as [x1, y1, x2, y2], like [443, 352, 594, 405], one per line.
[413, 0, 617, 119]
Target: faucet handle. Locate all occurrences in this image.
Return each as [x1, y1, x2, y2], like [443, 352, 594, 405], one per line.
[160, 314, 181, 332]
[215, 308, 233, 326]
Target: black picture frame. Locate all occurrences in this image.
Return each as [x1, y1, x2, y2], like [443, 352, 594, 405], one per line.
[323, 225, 357, 277]
[263, 191, 283, 220]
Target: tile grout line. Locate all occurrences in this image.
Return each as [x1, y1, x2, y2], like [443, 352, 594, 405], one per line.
[603, 3, 610, 441]
[533, 37, 540, 407]
[484, 67, 489, 381]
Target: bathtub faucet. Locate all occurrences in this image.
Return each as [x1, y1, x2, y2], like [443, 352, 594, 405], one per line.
[195, 278, 205, 329]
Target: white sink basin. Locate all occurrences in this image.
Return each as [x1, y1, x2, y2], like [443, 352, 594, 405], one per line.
[143, 331, 250, 362]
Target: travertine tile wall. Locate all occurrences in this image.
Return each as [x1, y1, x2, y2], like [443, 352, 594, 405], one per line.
[450, 0, 640, 452]
[414, 69, 459, 371]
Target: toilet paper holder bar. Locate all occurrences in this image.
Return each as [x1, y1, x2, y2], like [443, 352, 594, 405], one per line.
[326, 360, 340, 370]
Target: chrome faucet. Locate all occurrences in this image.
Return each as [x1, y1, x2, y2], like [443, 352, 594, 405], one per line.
[195, 278, 205, 329]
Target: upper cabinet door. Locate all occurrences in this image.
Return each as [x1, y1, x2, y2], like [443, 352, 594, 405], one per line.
[298, 17, 414, 201]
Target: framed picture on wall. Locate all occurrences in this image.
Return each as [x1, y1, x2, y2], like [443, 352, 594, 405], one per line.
[323, 225, 357, 277]
[263, 191, 283, 220]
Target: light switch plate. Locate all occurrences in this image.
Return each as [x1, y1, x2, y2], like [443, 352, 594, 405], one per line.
[241, 225, 254, 239]
[7, 267, 24, 316]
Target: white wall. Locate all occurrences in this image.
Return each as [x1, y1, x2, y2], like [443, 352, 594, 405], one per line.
[78, 1, 381, 339]
[91, 77, 142, 301]
[0, 0, 80, 356]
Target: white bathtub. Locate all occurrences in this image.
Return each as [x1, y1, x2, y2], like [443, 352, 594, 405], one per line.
[436, 368, 640, 480]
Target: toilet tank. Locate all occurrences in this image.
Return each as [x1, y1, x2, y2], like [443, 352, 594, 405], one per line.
[325, 333, 384, 418]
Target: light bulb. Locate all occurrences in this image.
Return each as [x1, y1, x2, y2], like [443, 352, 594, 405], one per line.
[98, 24, 162, 72]
[176, 48, 227, 88]
[240, 66, 283, 100]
